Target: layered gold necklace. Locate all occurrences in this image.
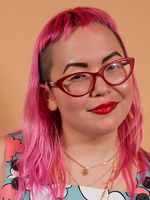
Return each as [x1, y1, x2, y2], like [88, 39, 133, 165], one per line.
[64, 151, 119, 200]
[64, 150, 116, 176]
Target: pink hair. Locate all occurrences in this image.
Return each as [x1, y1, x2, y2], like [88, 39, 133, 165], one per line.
[18, 6, 150, 199]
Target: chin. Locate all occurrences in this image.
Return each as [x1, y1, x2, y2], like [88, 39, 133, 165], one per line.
[93, 118, 124, 136]
[83, 123, 118, 137]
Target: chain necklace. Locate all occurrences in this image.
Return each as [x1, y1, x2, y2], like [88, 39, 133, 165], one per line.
[66, 154, 119, 200]
[64, 150, 116, 176]
[100, 157, 118, 200]
[66, 164, 112, 186]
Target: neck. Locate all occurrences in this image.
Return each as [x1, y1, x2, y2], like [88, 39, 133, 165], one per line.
[61, 128, 118, 164]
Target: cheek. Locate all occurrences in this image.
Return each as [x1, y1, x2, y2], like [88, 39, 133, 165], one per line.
[116, 77, 133, 108]
[54, 91, 86, 113]
[116, 76, 133, 96]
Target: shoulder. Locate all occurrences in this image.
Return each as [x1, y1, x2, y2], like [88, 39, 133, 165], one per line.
[134, 150, 150, 198]
[7, 131, 23, 143]
[5, 131, 23, 166]
[0, 131, 24, 200]
[6, 131, 23, 160]
[5, 130, 23, 174]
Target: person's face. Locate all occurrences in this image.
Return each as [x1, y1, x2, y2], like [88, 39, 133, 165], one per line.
[48, 23, 133, 137]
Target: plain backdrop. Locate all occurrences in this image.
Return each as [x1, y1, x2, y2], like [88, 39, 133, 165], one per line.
[0, 0, 150, 151]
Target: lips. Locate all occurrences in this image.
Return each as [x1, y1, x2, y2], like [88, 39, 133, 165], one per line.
[88, 101, 119, 115]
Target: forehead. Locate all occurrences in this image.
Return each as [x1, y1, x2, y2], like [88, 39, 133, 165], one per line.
[52, 23, 122, 52]
[50, 23, 124, 75]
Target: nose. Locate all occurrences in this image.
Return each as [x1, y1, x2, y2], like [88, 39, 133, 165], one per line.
[90, 76, 111, 97]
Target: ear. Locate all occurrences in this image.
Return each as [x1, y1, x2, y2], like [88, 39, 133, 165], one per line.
[40, 84, 58, 111]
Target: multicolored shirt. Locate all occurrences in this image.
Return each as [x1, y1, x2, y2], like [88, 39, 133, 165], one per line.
[1, 133, 150, 200]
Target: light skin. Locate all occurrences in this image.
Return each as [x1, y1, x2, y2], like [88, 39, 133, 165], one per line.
[43, 23, 134, 189]
[0, 24, 134, 192]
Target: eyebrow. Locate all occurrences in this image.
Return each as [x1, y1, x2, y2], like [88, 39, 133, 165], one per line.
[63, 51, 122, 74]
[101, 51, 122, 64]
[63, 62, 88, 74]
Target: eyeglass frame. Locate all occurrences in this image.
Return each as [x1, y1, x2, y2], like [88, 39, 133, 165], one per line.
[46, 57, 135, 97]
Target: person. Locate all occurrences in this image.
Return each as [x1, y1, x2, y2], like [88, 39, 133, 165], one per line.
[0, 6, 150, 200]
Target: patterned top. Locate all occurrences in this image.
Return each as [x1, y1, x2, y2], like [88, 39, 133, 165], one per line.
[0, 133, 150, 200]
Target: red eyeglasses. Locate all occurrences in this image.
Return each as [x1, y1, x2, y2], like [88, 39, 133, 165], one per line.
[46, 57, 135, 97]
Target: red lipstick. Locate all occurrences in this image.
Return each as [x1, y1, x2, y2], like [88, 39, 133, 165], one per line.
[89, 102, 119, 115]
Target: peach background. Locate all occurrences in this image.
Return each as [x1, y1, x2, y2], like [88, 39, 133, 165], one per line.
[0, 1, 150, 151]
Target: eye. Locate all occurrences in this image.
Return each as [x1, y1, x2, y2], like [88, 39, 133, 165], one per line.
[106, 62, 123, 72]
[69, 73, 87, 81]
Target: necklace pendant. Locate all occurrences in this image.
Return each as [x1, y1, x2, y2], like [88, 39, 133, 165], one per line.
[82, 167, 88, 176]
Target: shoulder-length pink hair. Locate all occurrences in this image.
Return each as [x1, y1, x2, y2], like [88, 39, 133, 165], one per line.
[18, 6, 150, 199]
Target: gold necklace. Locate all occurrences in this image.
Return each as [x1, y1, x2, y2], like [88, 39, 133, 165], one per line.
[64, 151, 116, 176]
[100, 156, 118, 200]
[67, 154, 119, 200]
[66, 164, 112, 186]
